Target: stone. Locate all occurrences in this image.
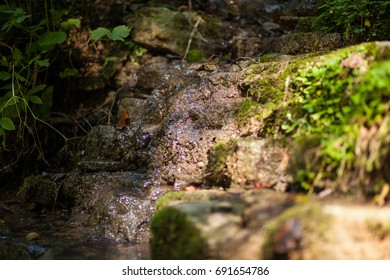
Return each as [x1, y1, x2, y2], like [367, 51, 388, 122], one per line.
[128, 7, 197, 56]
[206, 138, 291, 191]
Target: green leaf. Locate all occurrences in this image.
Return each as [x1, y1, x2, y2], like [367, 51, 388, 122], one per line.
[90, 27, 112, 41]
[59, 67, 79, 78]
[36, 59, 49, 67]
[15, 73, 26, 82]
[0, 117, 15, 131]
[111, 25, 131, 41]
[29, 95, 43, 104]
[12, 47, 24, 66]
[27, 84, 46, 96]
[0, 71, 11, 81]
[38, 31, 67, 46]
[61, 18, 81, 30]
[4, 96, 19, 107]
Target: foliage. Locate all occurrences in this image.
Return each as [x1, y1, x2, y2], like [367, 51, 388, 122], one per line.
[0, 1, 132, 148]
[90, 25, 131, 42]
[315, 0, 390, 41]
[282, 45, 390, 192]
[0, 1, 75, 147]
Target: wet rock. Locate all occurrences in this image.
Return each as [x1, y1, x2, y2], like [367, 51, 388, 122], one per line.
[63, 171, 154, 242]
[148, 70, 243, 187]
[79, 125, 152, 171]
[135, 56, 175, 94]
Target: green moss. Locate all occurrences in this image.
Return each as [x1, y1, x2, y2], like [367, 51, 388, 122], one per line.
[295, 17, 317, 32]
[243, 41, 389, 194]
[186, 49, 204, 63]
[205, 140, 236, 188]
[237, 99, 261, 124]
[262, 204, 330, 259]
[150, 206, 208, 259]
[155, 191, 186, 210]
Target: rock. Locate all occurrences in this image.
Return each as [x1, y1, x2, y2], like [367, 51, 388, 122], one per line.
[79, 125, 152, 171]
[63, 171, 155, 242]
[128, 7, 197, 56]
[151, 189, 390, 259]
[150, 189, 293, 259]
[17, 175, 60, 210]
[206, 138, 291, 191]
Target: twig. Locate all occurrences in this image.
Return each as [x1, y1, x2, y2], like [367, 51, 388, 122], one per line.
[182, 17, 202, 61]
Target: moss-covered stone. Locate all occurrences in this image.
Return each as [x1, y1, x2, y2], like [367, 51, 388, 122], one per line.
[17, 175, 58, 209]
[150, 206, 209, 260]
[241, 41, 390, 195]
[205, 140, 236, 188]
[155, 191, 186, 210]
[262, 203, 330, 259]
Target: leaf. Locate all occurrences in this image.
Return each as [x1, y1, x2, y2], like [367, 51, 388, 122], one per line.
[364, 19, 371, 28]
[59, 68, 79, 78]
[15, 73, 26, 82]
[0, 117, 15, 131]
[0, 71, 11, 81]
[61, 18, 81, 30]
[38, 31, 67, 46]
[29, 95, 43, 104]
[36, 59, 49, 67]
[4, 96, 19, 107]
[12, 47, 24, 66]
[90, 27, 112, 41]
[27, 84, 46, 96]
[111, 25, 131, 41]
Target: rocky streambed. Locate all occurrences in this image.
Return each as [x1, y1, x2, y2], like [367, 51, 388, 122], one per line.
[1, 0, 389, 259]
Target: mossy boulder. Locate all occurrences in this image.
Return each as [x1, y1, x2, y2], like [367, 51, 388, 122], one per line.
[150, 189, 293, 259]
[128, 7, 201, 56]
[241, 41, 390, 196]
[151, 190, 390, 259]
[17, 175, 59, 210]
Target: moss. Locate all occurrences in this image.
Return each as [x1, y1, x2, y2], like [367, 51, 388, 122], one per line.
[242, 41, 389, 195]
[155, 191, 186, 210]
[237, 99, 261, 125]
[205, 140, 236, 188]
[295, 17, 317, 32]
[150, 206, 208, 259]
[262, 204, 330, 259]
[17, 175, 58, 209]
[186, 49, 204, 62]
